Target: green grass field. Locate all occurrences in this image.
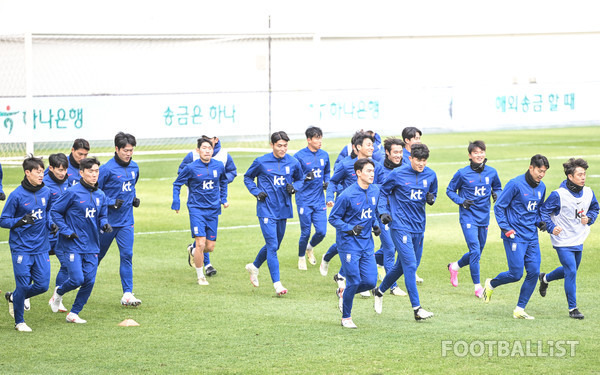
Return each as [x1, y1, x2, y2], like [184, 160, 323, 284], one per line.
[1, 126, 599, 374]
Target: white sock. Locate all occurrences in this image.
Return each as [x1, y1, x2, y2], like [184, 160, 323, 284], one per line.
[299, 256, 305, 260]
[273, 281, 283, 290]
[307, 244, 313, 251]
[204, 263, 212, 270]
[569, 307, 577, 312]
[450, 262, 460, 271]
[543, 275, 548, 283]
[474, 283, 482, 290]
[514, 306, 524, 313]
[413, 305, 421, 311]
[196, 267, 205, 279]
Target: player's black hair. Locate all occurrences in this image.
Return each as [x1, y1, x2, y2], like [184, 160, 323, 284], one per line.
[197, 136, 214, 149]
[271, 131, 290, 144]
[411, 143, 430, 160]
[563, 158, 588, 177]
[352, 133, 375, 149]
[530, 154, 550, 169]
[468, 140, 486, 154]
[72, 138, 90, 151]
[383, 137, 404, 153]
[49, 153, 68, 169]
[79, 157, 101, 171]
[354, 158, 374, 172]
[115, 132, 137, 149]
[22, 155, 44, 172]
[401, 127, 422, 143]
[305, 126, 323, 139]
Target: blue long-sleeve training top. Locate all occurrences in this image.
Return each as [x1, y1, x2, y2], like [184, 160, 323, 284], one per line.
[0, 183, 52, 253]
[244, 152, 302, 220]
[50, 181, 108, 254]
[377, 163, 438, 233]
[494, 173, 546, 242]
[172, 158, 228, 214]
[446, 164, 502, 226]
[293, 146, 330, 207]
[97, 156, 139, 227]
[328, 182, 380, 252]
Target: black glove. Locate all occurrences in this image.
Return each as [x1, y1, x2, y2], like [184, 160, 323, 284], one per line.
[286, 183, 296, 195]
[462, 199, 474, 209]
[323, 182, 329, 191]
[102, 223, 113, 233]
[132, 197, 140, 208]
[12, 213, 35, 229]
[0, 192, 5, 201]
[491, 191, 498, 203]
[304, 171, 315, 181]
[372, 225, 381, 236]
[49, 224, 59, 235]
[426, 192, 435, 206]
[256, 192, 268, 201]
[346, 225, 364, 236]
[113, 199, 124, 209]
[380, 213, 392, 225]
[65, 232, 79, 240]
[536, 221, 547, 232]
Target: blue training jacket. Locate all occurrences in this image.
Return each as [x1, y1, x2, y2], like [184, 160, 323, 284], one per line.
[50, 182, 108, 254]
[326, 155, 385, 203]
[494, 173, 545, 242]
[177, 140, 237, 183]
[0, 184, 52, 253]
[328, 182, 380, 252]
[446, 164, 502, 226]
[97, 156, 139, 227]
[172, 158, 228, 214]
[293, 146, 330, 207]
[244, 152, 302, 220]
[377, 163, 438, 233]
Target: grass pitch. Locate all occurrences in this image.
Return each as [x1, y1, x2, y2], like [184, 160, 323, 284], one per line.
[0, 126, 599, 374]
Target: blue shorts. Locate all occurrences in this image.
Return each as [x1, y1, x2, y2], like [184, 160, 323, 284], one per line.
[189, 210, 218, 241]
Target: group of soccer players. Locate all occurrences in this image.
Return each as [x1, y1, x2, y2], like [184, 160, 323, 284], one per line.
[1, 126, 597, 332]
[0, 133, 142, 331]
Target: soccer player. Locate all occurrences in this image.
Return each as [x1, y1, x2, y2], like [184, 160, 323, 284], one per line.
[172, 137, 229, 285]
[446, 141, 502, 298]
[65, 138, 90, 186]
[374, 137, 407, 296]
[482, 154, 549, 320]
[244, 131, 302, 295]
[293, 126, 330, 270]
[178, 133, 237, 277]
[44, 153, 70, 312]
[538, 158, 599, 319]
[49, 157, 110, 324]
[97, 132, 142, 306]
[328, 158, 380, 328]
[0, 156, 53, 332]
[0, 161, 5, 201]
[372, 143, 436, 321]
[401, 126, 422, 165]
[335, 130, 384, 165]
[321, 132, 383, 296]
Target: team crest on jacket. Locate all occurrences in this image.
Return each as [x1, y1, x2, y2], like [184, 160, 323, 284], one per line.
[371, 197, 376, 205]
[131, 171, 136, 179]
[96, 198, 100, 206]
[346, 254, 351, 263]
[485, 177, 490, 184]
[320, 159, 324, 166]
[213, 170, 218, 177]
[423, 180, 428, 187]
[41, 197, 46, 206]
[538, 191, 541, 199]
[285, 166, 290, 174]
